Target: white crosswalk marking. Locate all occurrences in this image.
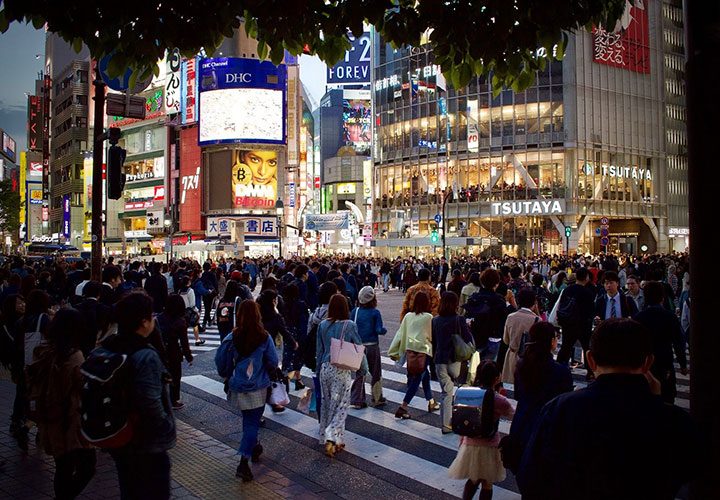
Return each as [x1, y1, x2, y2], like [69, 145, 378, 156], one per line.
[182, 374, 521, 499]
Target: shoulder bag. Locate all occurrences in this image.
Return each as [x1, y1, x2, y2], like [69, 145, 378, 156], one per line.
[452, 316, 475, 362]
[330, 320, 365, 371]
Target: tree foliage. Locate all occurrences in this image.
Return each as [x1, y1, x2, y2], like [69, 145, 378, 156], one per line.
[0, 180, 20, 234]
[0, 0, 626, 91]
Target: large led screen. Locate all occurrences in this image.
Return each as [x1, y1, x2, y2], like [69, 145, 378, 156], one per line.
[207, 148, 279, 211]
[199, 58, 287, 145]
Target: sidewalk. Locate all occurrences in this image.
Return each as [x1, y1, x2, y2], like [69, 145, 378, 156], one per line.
[0, 380, 322, 499]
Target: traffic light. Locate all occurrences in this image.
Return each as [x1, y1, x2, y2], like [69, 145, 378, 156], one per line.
[107, 144, 127, 200]
[431, 229, 439, 243]
[565, 226, 572, 238]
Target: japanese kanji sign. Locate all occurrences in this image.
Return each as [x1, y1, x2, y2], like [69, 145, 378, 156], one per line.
[592, 0, 650, 74]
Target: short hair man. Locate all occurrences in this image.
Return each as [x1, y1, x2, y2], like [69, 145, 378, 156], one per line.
[517, 318, 700, 500]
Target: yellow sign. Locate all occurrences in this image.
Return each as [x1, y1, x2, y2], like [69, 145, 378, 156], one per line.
[337, 183, 356, 194]
[231, 149, 277, 209]
[29, 189, 43, 204]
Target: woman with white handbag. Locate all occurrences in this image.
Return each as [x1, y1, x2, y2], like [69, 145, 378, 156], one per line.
[315, 294, 368, 458]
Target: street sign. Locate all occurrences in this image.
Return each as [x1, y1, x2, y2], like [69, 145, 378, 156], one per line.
[600, 227, 609, 237]
[600, 216, 609, 225]
[600, 236, 609, 246]
[106, 93, 147, 119]
[434, 214, 442, 224]
[99, 54, 153, 93]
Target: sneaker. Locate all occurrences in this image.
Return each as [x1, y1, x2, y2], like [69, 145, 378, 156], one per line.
[195, 339, 206, 346]
[236, 459, 253, 482]
[350, 402, 368, 409]
[172, 401, 185, 410]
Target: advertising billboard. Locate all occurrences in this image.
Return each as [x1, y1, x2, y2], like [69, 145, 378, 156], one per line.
[179, 127, 202, 232]
[2, 132, 16, 162]
[27, 95, 44, 152]
[182, 58, 198, 124]
[165, 48, 181, 114]
[327, 32, 371, 84]
[62, 194, 71, 238]
[592, 0, 650, 73]
[342, 91, 371, 156]
[231, 149, 278, 209]
[198, 58, 287, 145]
[305, 213, 350, 231]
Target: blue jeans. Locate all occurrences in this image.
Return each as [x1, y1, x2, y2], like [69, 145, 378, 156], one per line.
[239, 406, 264, 459]
[404, 357, 433, 404]
[383, 273, 390, 290]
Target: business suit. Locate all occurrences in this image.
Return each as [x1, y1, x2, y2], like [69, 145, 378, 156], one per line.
[594, 291, 638, 320]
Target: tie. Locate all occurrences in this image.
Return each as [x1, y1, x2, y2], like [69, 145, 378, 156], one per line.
[610, 297, 617, 318]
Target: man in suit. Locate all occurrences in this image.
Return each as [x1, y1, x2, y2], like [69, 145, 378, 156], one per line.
[594, 271, 638, 323]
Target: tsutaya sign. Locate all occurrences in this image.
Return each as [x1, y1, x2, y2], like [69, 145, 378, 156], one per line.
[584, 163, 652, 181]
[486, 199, 566, 217]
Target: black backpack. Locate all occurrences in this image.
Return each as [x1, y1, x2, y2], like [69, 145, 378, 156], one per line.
[556, 291, 580, 325]
[80, 346, 147, 448]
[463, 292, 497, 345]
[516, 317, 541, 358]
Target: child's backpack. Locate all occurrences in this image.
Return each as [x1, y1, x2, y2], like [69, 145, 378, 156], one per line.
[451, 386, 498, 439]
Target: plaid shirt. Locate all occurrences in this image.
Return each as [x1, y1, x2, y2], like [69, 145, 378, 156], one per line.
[400, 281, 440, 320]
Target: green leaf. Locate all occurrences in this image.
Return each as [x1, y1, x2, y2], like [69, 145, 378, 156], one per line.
[0, 11, 10, 33]
[257, 41, 268, 60]
[72, 37, 83, 53]
[456, 62, 473, 88]
[31, 15, 45, 30]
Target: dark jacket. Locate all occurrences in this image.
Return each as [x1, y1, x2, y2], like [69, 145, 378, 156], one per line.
[156, 313, 192, 363]
[517, 374, 701, 500]
[462, 288, 508, 344]
[102, 332, 176, 454]
[306, 271, 319, 311]
[200, 270, 218, 294]
[594, 291, 638, 320]
[262, 313, 296, 349]
[74, 298, 112, 356]
[144, 273, 169, 313]
[557, 283, 596, 329]
[509, 355, 573, 450]
[431, 314, 473, 365]
[447, 277, 467, 298]
[633, 305, 687, 401]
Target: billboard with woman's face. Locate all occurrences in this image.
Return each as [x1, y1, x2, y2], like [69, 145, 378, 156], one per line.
[231, 149, 278, 209]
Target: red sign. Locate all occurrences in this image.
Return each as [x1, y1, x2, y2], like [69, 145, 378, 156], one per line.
[42, 207, 49, 221]
[179, 126, 202, 232]
[185, 58, 196, 123]
[28, 162, 43, 177]
[592, 1, 650, 74]
[125, 199, 154, 211]
[314, 176, 321, 189]
[27, 95, 43, 151]
[154, 185, 165, 201]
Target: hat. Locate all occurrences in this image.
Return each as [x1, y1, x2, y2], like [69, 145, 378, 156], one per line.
[358, 286, 376, 305]
[230, 270, 242, 281]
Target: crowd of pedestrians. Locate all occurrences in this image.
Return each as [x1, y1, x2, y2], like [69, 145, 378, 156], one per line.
[0, 249, 700, 499]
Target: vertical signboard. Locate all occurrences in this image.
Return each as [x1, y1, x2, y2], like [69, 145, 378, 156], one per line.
[467, 99, 479, 153]
[327, 32, 371, 84]
[287, 65, 299, 165]
[179, 127, 202, 232]
[592, 1, 650, 73]
[165, 48, 182, 114]
[182, 57, 197, 124]
[342, 89, 371, 156]
[62, 194, 71, 239]
[27, 95, 43, 152]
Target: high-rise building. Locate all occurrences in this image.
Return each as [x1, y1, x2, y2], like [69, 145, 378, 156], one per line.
[371, 0, 686, 257]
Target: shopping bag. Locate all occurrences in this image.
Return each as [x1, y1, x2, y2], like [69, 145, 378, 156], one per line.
[267, 381, 290, 406]
[297, 388, 312, 414]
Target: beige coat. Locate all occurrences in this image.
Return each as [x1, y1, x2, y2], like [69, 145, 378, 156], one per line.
[501, 308, 539, 384]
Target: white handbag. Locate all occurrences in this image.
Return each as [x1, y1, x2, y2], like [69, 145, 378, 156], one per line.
[267, 381, 290, 406]
[330, 321, 365, 371]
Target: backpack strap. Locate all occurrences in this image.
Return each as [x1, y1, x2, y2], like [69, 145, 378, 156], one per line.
[34, 313, 45, 333]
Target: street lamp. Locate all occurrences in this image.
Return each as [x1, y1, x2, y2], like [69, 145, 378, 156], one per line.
[164, 218, 172, 262]
[276, 198, 284, 259]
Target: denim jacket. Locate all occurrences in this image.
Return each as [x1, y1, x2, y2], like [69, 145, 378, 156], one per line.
[349, 307, 387, 344]
[216, 333, 278, 393]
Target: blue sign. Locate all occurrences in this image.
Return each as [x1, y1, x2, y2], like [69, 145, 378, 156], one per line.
[434, 214, 442, 224]
[198, 58, 287, 145]
[327, 32, 371, 85]
[419, 140, 438, 149]
[62, 194, 71, 238]
[288, 183, 296, 208]
[98, 54, 134, 92]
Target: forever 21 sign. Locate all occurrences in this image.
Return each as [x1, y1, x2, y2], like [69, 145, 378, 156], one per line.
[327, 32, 371, 85]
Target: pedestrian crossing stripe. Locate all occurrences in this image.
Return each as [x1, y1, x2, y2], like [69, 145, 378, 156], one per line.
[181, 374, 521, 500]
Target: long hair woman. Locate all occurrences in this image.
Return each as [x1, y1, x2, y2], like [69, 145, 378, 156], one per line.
[432, 291, 474, 433]
[315, 293, 366, 458]
[448, 361, 515, 500]
[156, 294, 193, 410]
[216, 299, 278, 482]
[388, 291, 438, 419]
[178, 276, 204, 346]
[504, 322, 572, 473]
[33, 308, 96, 499]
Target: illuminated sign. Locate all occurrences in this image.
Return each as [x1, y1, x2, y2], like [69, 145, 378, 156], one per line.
[181, 166, 200, 204]
[27, 95, 43, 152]
[327, 32, 371, 85]
[2, 132, 16, 162]
[29, 188, 43, 204]
[165, 48, 181, 114]
[231, 149, 278, 209]
[28, 162, 43, 177]
[199, 58, 287, 145]
[206, 216, 277, 238]
[336, 183, 356, 194]
[183, 58, 197, 124]
[583, 163, 652, 181]
[592, 1, 650, 74]
[342, 90, 371, 156]
[488, 199, 566, 217]
[62, 194, 71, 238]
[125, 172, 155, 182]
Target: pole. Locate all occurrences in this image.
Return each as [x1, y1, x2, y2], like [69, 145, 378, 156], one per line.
[91, 69, 106, 281]
[441, 188, 448, 260]
[687, 1, 719, 497]
[566, 235, 569, 256]
[278, 217, 283, 258]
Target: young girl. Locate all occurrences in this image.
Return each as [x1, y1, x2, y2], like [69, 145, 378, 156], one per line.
[448, 361, 515, 500]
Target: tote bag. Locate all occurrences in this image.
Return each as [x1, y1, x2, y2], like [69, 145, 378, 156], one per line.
[330, 321, 365, 371]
